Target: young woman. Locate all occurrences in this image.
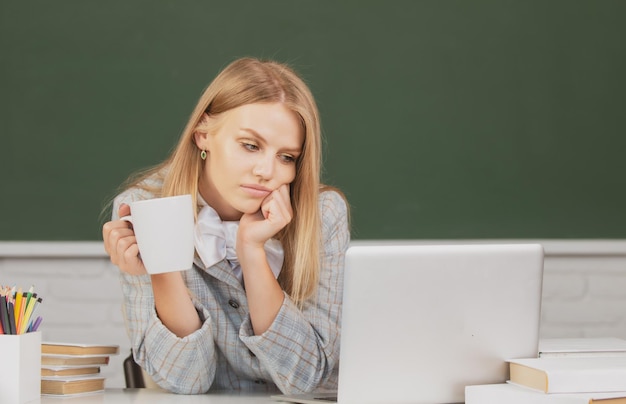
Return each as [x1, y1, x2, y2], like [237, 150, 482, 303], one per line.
[102, 57, 350, 395]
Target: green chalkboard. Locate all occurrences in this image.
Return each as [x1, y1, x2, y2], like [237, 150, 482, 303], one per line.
[1, 1, 625, 240]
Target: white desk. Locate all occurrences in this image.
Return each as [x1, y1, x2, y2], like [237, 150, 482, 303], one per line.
[37, 389, 277, 403]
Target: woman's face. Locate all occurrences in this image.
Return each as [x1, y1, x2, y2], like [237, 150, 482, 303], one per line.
[196, 102, 304, 221]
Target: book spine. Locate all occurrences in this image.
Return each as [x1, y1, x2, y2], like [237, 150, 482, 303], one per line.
[550, 369, 626, 393]
[466, 384, 588, 404]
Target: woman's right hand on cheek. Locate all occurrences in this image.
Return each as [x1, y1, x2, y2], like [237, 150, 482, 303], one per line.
[102, 204, 148, 275]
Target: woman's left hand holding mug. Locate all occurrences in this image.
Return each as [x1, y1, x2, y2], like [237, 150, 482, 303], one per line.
[102, 203, 148, 275]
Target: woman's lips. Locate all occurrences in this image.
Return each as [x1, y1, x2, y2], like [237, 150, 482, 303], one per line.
[241, 184, 272, 198]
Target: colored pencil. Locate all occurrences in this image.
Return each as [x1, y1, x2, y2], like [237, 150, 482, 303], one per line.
[0, 285, 44, 334]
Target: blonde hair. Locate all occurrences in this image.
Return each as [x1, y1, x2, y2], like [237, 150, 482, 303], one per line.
[122, 57, 323, 305]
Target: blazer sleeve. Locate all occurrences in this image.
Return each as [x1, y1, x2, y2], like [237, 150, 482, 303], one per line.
[239, 190, 350, 394]
[113, 190, 219, 394]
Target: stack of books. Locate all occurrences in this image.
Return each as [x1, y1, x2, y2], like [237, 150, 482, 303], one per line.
[41, 342, 119, 396]
[466, 337, 626, 404]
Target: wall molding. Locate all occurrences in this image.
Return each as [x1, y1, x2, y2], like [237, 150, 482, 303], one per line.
[0, 242, 106, 257]
[1, 239, 626, 258]
[350, 240, 626, 256]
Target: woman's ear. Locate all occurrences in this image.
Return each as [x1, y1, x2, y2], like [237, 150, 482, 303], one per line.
[193, 113, 211, 151]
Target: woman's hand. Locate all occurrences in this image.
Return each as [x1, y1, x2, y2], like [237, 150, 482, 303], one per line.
[237, 184, 291, 335]
[102, 204, 148, 275]
[238, 184, 293, 249]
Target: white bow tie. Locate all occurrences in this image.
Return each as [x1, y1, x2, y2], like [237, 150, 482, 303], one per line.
[193, 199, 284, 284]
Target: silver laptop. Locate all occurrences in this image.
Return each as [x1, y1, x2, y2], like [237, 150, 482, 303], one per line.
[272, 243, 544, 404]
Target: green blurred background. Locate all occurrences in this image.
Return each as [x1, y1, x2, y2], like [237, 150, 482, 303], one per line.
[1, 1, 625, 240]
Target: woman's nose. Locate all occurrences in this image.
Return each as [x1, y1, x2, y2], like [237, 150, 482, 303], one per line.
[252, 155, 274, 179]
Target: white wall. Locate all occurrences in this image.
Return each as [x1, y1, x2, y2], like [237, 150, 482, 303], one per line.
[1, 240, 626, 388]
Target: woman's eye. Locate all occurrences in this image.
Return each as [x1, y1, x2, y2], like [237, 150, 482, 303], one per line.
[242, 142, 259, 151]
[279, 154, 296, 163]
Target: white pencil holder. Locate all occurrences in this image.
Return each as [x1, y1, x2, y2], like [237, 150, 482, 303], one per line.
[0, 331, 41, 403]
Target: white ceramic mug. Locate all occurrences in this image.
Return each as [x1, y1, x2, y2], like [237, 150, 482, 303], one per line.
[121, 194, 194, 274]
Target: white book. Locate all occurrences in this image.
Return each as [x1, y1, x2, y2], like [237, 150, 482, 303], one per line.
[466, 383, 626, 404]
[509, 357, 626, 393]
[539, 338, 626, 358]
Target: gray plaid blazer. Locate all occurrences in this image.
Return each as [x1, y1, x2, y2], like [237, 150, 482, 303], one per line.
[114, 187, 350, 394]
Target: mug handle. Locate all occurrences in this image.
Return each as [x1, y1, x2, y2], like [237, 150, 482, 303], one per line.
[119, 215, 141, 260]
